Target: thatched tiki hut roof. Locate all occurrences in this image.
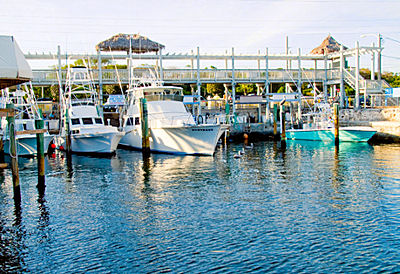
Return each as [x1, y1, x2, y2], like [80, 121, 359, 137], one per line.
[96, 33, 165, 53]
[310, 35, 347, 55]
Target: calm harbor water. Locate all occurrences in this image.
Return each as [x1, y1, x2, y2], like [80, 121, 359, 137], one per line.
[1, 141, 399, 273]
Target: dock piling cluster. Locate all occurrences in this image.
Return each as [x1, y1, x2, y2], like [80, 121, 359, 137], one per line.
[1, 104, 48, 205]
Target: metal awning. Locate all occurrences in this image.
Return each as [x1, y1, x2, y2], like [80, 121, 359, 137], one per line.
[0, 35, 33, 89]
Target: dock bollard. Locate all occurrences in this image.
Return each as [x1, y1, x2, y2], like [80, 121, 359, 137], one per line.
[6, 103, 20, 204]
[35, 119, 46, 191]
[334, 103, 339, 146]
[273, 104, 278, 140]
[140, 98, 150, 156]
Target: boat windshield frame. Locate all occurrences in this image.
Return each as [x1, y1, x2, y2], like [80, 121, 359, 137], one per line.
[130, 86, 184, 102]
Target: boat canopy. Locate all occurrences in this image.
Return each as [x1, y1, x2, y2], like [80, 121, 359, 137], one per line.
[0, 36, 33, 89]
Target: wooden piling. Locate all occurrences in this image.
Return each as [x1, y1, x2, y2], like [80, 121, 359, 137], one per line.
[280, 105, 286, 142]
[273, 104, 278, 139]
[334, 103, 339, 146]
[35, 119, 45, 192]
[65, 110, 71, 153]
[140, 98, 150, 155]
[6, 103, 20, 204]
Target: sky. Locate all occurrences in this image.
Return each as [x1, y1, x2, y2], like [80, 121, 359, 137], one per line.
[1, 0, 400, 71]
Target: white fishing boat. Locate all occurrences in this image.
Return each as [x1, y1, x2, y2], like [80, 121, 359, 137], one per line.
[0, 85, 54, 156]
[55, 66, 124, 154]
[119, 80, 225, 155]
[286, 103, 376, 142]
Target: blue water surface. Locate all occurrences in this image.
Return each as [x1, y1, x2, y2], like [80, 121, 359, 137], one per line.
[0, 141, 399, 273]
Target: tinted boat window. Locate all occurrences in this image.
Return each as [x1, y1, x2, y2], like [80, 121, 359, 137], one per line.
[135, 117, 140, 125]
[95, 118, 103, 124]
[126, 117, 135, 126]
[71, 118, 80, 125]
[82, 118, 93, 125]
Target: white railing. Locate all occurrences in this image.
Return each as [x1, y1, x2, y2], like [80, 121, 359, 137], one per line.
[32, 68, 330, 84]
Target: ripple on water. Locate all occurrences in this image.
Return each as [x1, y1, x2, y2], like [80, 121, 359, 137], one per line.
[0, 143, 400, 272]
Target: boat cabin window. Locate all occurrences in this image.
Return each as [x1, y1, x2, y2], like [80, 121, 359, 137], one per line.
[95, 118, 103, 124]
[135, 117, 140, 125]
[71, 118, 80, 125]
[82, 118, 93, 125]
[126, 117, 134, 126]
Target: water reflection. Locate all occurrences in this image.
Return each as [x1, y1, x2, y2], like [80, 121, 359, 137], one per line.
[0, 201, 25, 272]
[0, 142, 399, 272]
[141, 155, 153, 198]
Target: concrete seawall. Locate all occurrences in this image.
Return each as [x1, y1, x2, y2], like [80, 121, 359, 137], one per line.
[340, 107, 400, 143]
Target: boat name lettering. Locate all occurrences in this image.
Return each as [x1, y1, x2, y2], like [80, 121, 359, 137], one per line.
[191, 128, 214, 132]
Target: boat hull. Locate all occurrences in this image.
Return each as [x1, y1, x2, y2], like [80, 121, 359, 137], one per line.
[4, 134, 54, 156]
[286, 126, 376, 142]
[120, 124, 224, 155]
[57, 131, 124, 154]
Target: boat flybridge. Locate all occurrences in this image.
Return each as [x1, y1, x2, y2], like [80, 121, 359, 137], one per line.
[119, 79, 226, 155]
[1, 84, 54, 156]
[56, 66, 124, 154]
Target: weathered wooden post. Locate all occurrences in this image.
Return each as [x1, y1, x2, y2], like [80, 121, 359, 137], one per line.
[65, 110, 71, 153]
[35, 119, 45, 192]
[280, 105, 286, 142]
[6, 103, 20, 204]
[140, 98, 150, 155]
[334, 103, 339, 146]
[273, 104, 278, 140]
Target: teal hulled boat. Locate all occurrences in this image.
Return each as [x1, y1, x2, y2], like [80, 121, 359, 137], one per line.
[286, 126, 376, 142]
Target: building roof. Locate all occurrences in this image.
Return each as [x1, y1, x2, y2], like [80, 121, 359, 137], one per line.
[310, 35, 347, 55]
[96, 33, 165, 54]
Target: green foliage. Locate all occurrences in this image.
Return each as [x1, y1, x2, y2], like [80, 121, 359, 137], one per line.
[32, 86, 59, 100]
[50, 85, 59, 98]
[103, 85, 121, 95]
[236, 84, 257, 95]
[382, 71, 400, 87]
[206, 83, 224, 96]
[359, 68, 371, 79]
[276, 86, 285, 93]
[56, 58, 113, 69]
[355, 68, 400, 88]
[104, 64, 127, 69]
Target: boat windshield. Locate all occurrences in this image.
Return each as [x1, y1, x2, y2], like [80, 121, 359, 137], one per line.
[133, 87, 184, 102]
[68, 91, 97, 106]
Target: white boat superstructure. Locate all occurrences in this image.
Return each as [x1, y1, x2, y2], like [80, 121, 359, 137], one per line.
[1, 85, 53, 156]
[56, 66, 124, 154]
[120, 81, 225, 155]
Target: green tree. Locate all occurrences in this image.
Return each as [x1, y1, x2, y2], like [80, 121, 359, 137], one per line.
[236, 83, 256, 95]
[103, 85, 121, 95]
[206, 83, 224, 96]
